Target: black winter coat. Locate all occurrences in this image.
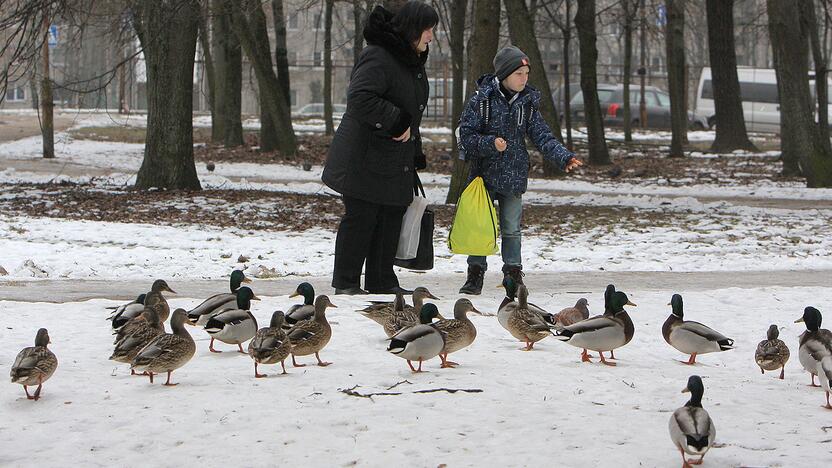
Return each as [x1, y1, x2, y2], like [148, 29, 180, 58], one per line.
[321, 6, 429, 206]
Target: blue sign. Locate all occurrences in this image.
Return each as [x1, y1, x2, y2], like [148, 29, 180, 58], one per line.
[48, 25, 58, 47]
[657, 4, 667, 27]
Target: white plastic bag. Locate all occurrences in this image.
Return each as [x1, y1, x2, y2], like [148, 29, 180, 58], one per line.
[396, 192, 429, 260]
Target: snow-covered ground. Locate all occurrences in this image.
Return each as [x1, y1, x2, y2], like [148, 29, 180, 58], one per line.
[1, 286, 830, 466]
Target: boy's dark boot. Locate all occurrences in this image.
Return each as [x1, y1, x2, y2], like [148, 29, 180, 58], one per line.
[502, 264, 524, 285]
[459, 265, 485, 295]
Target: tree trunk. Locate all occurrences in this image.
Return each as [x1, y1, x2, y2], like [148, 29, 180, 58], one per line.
[504, 0, 564, 156]
[638, 0, 647, 128]
[622, 0, 636, 142]
[29, 64, 39, 110]
[352, 1, 365, 65]
[272, 0, 291, 107]
[563, 0, 573, 150]
[705, 0, 756, 153]
[323, 0, 334, 135]
[448, 0, 467, 194]
[803, 0, 831, 151]
[768, 0, 832, 186]
[132, 0, 202, 190]
[231, 1, 297, 155]
[575, 0, 611, 165]
[665, 0, 686, 158]
[198, 4, 216, 136]
[446, 0, 500, 203]
[212, 0, 243, 148]
[41, 13, 54, 159]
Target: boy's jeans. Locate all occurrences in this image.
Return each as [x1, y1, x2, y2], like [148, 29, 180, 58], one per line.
[467, 191, 522, 270]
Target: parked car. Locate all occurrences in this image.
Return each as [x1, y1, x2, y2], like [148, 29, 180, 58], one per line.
[292, 103, 346, 119]
[565, 83, 617, 123]
[695, 66, 832, 134]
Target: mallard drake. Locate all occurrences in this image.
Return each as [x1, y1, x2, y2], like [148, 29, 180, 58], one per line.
[143, 279, 176, 323]
[204, 286, 260, 353]
[795, 306, 832, 408]
[662, 294, 734, 365]
[10, 328, 57, 401]
[755, 324, 790, 379]
[131, 309, 196, 385]
[108, 294, 147, 330]
[555, 290, 636, 366]
[387, 303, 445, 372]
[668, 375, 716, 468]
[497, 277, 555, 328]
[288, 295, 336, 367]
[358, 287, 440, 326]
[282, 282, 316, 331]
[113, 306, 165, 344]
[187, 270, 250, 326]
[500, 284, 555, 350]
[110, 307, 164, 374]
[433, 299, 482, 368]
[248, 311, 293, 378]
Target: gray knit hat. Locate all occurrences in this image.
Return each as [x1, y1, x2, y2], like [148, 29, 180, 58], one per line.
[493, 46, 530, 81]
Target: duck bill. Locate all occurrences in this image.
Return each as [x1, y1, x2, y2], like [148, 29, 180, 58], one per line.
[681, 387, 690, 393]
[428, 293, 441, 300]
[251, 295, 262, 301]
[328, 303, 338, 308]
[242, 277, 252, 284]
[289, 292, 300, 298]
[471, 306, 484, 316]
[626, 301, 637, 307]
[165, 287, 177, 294]
[794, 317, 805, 323]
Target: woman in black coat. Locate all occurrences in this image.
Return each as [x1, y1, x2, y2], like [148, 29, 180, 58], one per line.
[322, 2, 437, 295]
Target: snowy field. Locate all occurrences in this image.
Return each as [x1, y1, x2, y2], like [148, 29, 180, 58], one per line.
[1, 286, 831, 466]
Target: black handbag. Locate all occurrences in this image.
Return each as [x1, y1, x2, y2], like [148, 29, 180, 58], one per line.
[394, 173, 434, 271]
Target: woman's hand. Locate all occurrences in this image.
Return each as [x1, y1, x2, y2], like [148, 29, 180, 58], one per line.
[494, 137, 507, 152]
[564, 157, 584, 173]
[393, 127, 411, 142]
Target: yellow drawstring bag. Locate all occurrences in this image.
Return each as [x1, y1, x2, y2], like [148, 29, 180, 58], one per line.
[448, 176, 499, 256]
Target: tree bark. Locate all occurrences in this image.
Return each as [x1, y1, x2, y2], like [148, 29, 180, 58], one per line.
[575, 0, 611, 165]
[622, 0, 637, 142]
[803, 0, 831, 150]
[505, 0, 564, 176]
[705, 0, 756, 152]
[132, 0, 202, 190]
[323, 0, 335, 135]
[352, 1, 365, 65]
[272, 0, 291, 107]
[212, 0, 244, 147]
[446, 0, 500, 203]
[41, 13, 54, 159]
[230, 0, 297, 155]
[447, 0, 467, 193]
[768, 0, 832, 186]
[198, 4, 217, 137]
[665, 0, 686, 158]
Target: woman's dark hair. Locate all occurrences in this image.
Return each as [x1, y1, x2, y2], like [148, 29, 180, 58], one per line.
[391, 1, 439, 45]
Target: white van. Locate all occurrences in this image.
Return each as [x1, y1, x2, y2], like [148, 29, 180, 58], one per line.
[696, 67, 832, 134]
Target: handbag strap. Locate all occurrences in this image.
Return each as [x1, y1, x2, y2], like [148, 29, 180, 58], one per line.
[413, 171, 426, 198]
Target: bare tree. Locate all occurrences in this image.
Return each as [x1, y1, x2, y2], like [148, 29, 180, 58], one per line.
[212, 0, 244, 148]
[446, 0, 500, 203]
[40, 10, 54, 159]
[131, 0, 202, 190]
[272, 0, 291, 107]
[665, 0, 686, 158]
[542, 0, 575, 150]
[575, 0, 611, 165]
[323, 0, 334, 135]
[706, 0, 756, 153]
[804, 0, 831, 150]
[621, 0, 638, 142]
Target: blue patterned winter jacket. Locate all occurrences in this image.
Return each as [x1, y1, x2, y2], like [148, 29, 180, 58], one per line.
[459, 74, 575, 196]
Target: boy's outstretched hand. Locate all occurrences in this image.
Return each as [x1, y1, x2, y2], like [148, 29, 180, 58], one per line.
[564, 157, 584, 173]
[494, 137, 507, 152]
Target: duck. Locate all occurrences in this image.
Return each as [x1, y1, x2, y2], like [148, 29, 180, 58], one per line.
[554, 298, 590, 327]
[110, 307, 164, 374]
[358, 287, 440, 326]
[387, 303, 445, 373]
[283, 282, 316, 331]
[143, 279, 176, 323]
[10, 328, 58, 401]
[204, 286, 260, 353]
[108, 293, 147, 330]
[186, 270, 250, 326]
[795, 306, 832, 408]
[287, 295, 336, 367]
[501, 284, 556, 350]
[248, 311, 293, 378]
[433, 299, 482, 368]
[113, 306, 165, 344]
[662, 294, 734, 365]
[668, 375, 716, 468]
[554, 290, 636, 365]
[131, 309, 196, 386]
[497, 277, 555, 329]
[755, 324, 790, 379]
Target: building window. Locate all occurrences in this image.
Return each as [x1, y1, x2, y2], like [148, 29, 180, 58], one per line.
[313, 52, 322, 67]
[6, 86, 25, 102]
[287, 13, 298, 30]
[287, 51, 297, 66]
[313, 12, 322, 29]
[290, 90, 297, 107]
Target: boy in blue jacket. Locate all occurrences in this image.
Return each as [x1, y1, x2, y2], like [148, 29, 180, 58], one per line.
[458, 45, 583, 295]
